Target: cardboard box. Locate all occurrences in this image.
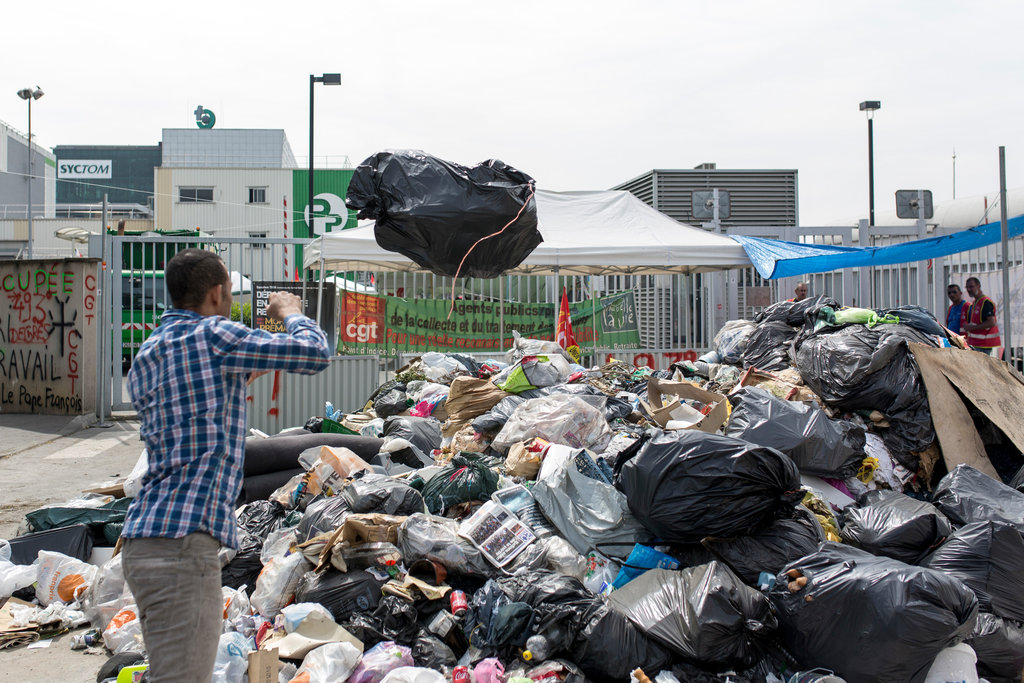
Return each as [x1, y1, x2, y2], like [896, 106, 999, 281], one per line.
[642, 378, 728, 433]
[248, 647, 279, 683]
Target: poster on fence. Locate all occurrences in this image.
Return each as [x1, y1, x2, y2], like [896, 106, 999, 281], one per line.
[338, 291, 641, 355]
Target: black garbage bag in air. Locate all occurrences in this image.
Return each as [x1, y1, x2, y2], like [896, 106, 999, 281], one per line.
[932, 464, 1024, 531]
[608, 563, 777, 668]
[796, 323, 936, 466]
[702, 505, 826, 585]
[839, 489, 953, 564]
[614, 430, 803, 544]
[347, 150, 541, 278]
[569, 603, 675, 683]
[725, 386, 866, 478]
[769, 542, 979, 683]
[918, 521, 1024, 622]
[968, 612, 1024, 683]
[754, 294, 841, 327]
[741, 321, 797, 372]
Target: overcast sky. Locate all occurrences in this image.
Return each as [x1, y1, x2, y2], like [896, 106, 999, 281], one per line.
[3, 0, 1022, 224]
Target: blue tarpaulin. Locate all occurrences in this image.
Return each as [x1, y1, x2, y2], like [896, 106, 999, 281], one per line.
[732, 215, 1024, 279]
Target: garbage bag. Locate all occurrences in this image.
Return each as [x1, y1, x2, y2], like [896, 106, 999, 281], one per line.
[497, 355, 571, 393]
[495, 570, 597, 652]
[702, 505, 826, 585]
[840, 489, 952, 564]
[81, 554, 130, 630]
[932, 464, 1024, 530]
[380, 667, 447, 683]
[102, 603, 144, 654]
[398, 513, 492, 577]
[7, 524, 93, 565]
[411, 632, 457, 670]
[421, 455, 499, 515]
[725, 386, 866, 478]
[445, 377, 510, 423]
[918, 521, 1024, 622]
[290, 641, 362, 683]
[879, 304, 948, 338]
[374, 389, 410, 419]
[614, 430, 803, 544]
[381, 416, 442, 467]
[569, 603, 674, 683]
[343, 472, 425, 516]
[463, 580, 534, 652]
[968, 612, 1024, 683]
[506, 331, 574, 365]
[210, 631, 252, 683]
[250, 550, 311, 617]
[347, 150, 541, 279]
[35, 550, 98, 606]
[296, 495, 353, 543]
[796, 323, 936, 465]
[294, 568, 384, 622]
[754, 294, 842, 327]
[492, 395, 611, 454]
[24, 496, 131, 534]
[741, 321, 796, 372]
[472, 395, 530, 435]
[769, 542, 979, 683]
[610, 544, 680, 590]
[533, 445, 653, 557]
[608, 564, 777, 668]
[714, 320, 756, 365]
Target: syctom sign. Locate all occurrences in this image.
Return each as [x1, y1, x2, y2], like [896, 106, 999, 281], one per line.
[57, 160, 112, 179]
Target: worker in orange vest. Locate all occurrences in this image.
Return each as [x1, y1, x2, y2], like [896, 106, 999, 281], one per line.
[963, 276, 1001, 355]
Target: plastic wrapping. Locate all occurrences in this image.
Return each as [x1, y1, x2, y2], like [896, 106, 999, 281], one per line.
[472, 395, 530, 435]
[614, 430, 803, 544]
[294, 569, 384, 622]
[35, 550, 98, 606]
[381, 416, 442, 466]
[506, 331, 574, 365]
[918, 521, 1024, 622]
[769, 542, 979, 683]
[289, 641, 362, 683]
[532, 445, 652, 557]
[296, 495, 353, 543]
[967, 612, 1024, 683]
[726, 386, 866, 478]
[210, 631, 253, 683]
[250, 550, 312, 618]
[713, 320, 756, 365]
[741, 321, 797, 372]
[796, 324, 936, 465]
[398, 513, 492, 577]
[840, 489, 952, 564]
[102, 604, 144, 654]
[347, 640, 416, 683]
[932, 464, 1024, 530]
[492, 395, 610, 455]
[343, 472, 425, 516]
[421, 455, 500, 515]
[347, 150, 541, 279]
[608, 564, 777, 667]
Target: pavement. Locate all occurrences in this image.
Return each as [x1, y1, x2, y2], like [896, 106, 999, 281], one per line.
[1, 410, 143, 683]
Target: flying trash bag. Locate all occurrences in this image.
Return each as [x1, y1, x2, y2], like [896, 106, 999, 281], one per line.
[346, 150, 541, 278]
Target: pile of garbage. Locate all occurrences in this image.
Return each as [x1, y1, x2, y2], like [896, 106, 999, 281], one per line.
[3, 309, 1024, 683]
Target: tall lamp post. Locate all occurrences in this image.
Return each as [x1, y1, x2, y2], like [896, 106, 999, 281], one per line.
[308, 74, 341, 240]
[17, 86, 44, 259]
[859, 100, 881, 226]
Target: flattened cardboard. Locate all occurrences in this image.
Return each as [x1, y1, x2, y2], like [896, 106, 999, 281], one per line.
[643, 378, 728, 433]
[248, 647, 279, 683]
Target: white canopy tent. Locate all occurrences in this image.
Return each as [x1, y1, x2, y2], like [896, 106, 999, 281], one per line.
[303, 189, 750, 275]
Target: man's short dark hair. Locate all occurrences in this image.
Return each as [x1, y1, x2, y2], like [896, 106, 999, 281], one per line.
[966, 276, 981, 287]
[166, 249, 227, 309]
[948, 284, 961, 292]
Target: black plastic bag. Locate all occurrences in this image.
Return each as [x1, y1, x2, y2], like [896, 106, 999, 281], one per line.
[293, 569, 384, 622]
[754, 294, 841, 327]
[411, 631, 457, 670]
[342, 471, 425, 516]
[295, 495, 352, 542]
[421, 455, 499, 515]
[8, 524, 93, 565]
[374, 388, 410, 419]
[24, 496, 130, 533]
[615, 430, 803, 544]
[381, 416, 442, 467]
[796, 323, 936, 466]
[741, 321, 797, 372]
[398, 513, 493, 578]
[463, 580, 534, 652]
[244, 432, 382, 477]
[840, 489, 952, 564]
[918, 521, 1024, 622]
[702, 505, 826, 585]
[608, 563, 777, 668]
[472, 395, 530, 435]
[347, 150, 541, 278]
[222, 500, 288, 590]
[496, 570, 596, 652]
[879, 304, 948, 338]
[725, 386, 866, 478]
[370, 595, 421, 644]
[769, 542, 979, 683]
[932, 464, 1024, 530]
[569, 603, 674, 683]
[968, 612, 1024, 683]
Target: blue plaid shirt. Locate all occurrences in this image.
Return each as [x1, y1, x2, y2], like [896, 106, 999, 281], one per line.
[124, 309, 330, 548]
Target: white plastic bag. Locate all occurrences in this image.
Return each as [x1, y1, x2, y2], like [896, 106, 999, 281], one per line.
[102, 603, 145, 654]
[222, 584, 253, 631]
[210, 631, 254, 683]
[123, 449, 149, 498]
[419, 352, 466, 382]
[381, 667, 448, 683]
[250, 551, 312, 618]
[506, 330, 573, 365]
[582, 550, 620, 594]
[288, 641, 362, 683]
[348, 641, 415, 683]
[280, 602, 333, 633]
[35, 550, 98, 606]
[492, 395, 611, 454]
[0, 540, 38, 598]
[713, 320, 756, 364]
[82, 554, 132, 629]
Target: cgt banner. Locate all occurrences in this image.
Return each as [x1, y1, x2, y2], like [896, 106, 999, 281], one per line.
[338, 290, 641, 355]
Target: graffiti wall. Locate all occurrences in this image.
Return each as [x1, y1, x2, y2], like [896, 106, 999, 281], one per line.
[0, 259, 99, 414]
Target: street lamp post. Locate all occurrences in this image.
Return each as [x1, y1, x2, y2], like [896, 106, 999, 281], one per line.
[16, 86, 44, 259]
[859, 100, 881, 226]
[308, 74, 341, 240]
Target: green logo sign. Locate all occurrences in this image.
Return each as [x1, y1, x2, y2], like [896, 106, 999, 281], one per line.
[292, 170, 357, 238]
[194, 105, 216, 129]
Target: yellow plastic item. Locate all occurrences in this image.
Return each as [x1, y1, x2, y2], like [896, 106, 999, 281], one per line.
[116, 664, 148, 683]
[856, 456, 880, 483]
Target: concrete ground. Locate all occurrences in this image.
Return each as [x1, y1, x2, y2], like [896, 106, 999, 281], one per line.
[0, 412, 143, 683]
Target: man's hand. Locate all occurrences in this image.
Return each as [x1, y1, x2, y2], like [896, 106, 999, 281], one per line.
[266, 291, 304, 322]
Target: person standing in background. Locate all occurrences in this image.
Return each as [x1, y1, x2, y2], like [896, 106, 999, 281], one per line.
[963, 276, 1001, 355]
[788, 282, 808, 302]
[945, 283, 967, 335]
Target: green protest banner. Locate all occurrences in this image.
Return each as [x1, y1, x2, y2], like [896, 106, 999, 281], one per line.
[337, 291, 640, 355]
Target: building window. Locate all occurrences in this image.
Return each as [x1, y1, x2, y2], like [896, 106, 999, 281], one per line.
[179, 187, 213, 203]
[248, 231, 268, 248]
[248, 187, 267, 204]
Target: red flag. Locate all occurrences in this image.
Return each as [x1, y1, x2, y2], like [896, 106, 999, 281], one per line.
[557, 287, 581, 363]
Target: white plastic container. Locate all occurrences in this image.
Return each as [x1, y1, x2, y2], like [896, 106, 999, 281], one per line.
[924, 643, 979, 683]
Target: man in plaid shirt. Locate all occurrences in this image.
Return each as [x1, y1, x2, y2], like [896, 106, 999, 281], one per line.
[121, 249, 330, 681]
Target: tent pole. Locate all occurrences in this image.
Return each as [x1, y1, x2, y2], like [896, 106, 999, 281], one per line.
[592, 276, 598, 367]
[499, 276, 506, 353]
[553, 266, 560, 342]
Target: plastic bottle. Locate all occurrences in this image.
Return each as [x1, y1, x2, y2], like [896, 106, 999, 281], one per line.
[521, 634, 550, 663]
